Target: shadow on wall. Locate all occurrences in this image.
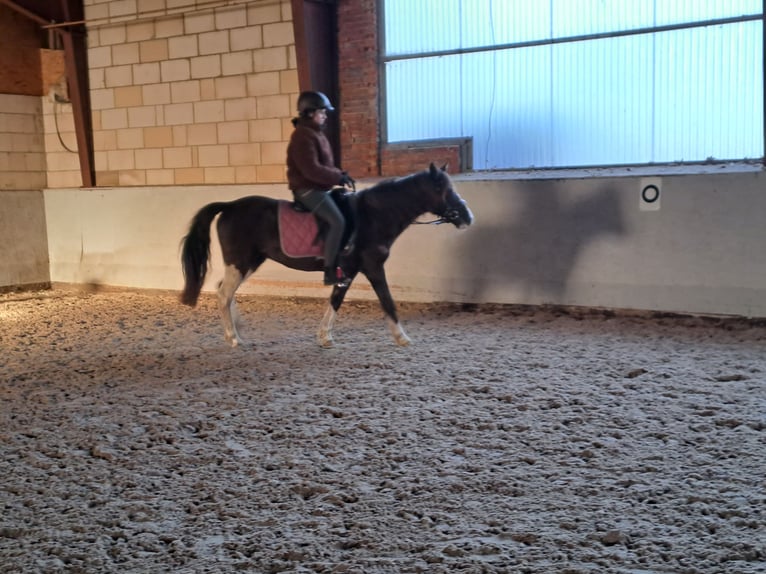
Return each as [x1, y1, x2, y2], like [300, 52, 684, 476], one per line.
[452, 183, 626, 304]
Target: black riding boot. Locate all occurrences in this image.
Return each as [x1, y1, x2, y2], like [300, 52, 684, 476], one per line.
[324, 265, 350, 287]
[295, 190, 347, 286]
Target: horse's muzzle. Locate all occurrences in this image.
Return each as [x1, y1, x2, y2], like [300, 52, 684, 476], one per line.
[448, 200, 473, 229]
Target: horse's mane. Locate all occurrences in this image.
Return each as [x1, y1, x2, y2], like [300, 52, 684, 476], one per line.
[353, 168, 447, 227]
[359, 169, 432, 196]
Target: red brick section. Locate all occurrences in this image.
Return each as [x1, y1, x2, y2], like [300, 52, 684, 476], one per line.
[41, 49, 66, 96]
[381, 145, 464, 176]
[0, 5, 43, 96]
[336, 0, 380, 177]
[337, 1, 466, 178]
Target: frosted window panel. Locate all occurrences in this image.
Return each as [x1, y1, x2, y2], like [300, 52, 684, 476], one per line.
[386, 46, 554, 170]
[654, 0, 762, 26]
[462, 46, 553, 169]
[384, 0, 763, 53]
[385, 57, 464, 141]
[552, 0, 762, 36]
[549, 35, 654, 167]
[382, 1, 764, 168]
[653, 22, 764, 162]
[552, 0, 656, 36]
[384, 0, 552, 54]
[460, 0, 552, 47]
[384, 0, 462, 55]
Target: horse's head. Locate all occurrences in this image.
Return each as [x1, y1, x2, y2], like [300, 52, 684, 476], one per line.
[427, 163, 474, 229]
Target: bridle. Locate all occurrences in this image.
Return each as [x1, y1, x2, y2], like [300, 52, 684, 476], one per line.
[414, 193, 466, 225]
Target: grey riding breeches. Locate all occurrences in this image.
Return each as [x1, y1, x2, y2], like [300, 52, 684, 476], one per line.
[294, 188, 345, 267]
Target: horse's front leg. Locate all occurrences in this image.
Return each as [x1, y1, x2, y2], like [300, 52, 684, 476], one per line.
[317, 278, 353, 348]
[365, 266, 411, 347]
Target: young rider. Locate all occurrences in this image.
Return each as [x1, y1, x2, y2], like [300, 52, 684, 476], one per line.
[286, 90, 355, 286]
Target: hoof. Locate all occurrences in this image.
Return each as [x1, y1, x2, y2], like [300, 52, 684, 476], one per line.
[317, 332, 334, 348]
[226, 336, 246, 348]
[388, 320, 411, 347]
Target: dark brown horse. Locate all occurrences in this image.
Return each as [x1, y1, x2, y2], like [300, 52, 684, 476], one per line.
[180, 163, 473, 347]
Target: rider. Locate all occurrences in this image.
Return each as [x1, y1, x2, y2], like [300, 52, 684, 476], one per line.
[286, 90, 355, 286]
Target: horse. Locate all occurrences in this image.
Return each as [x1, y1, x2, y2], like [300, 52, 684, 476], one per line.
[180, 163, 474, 348]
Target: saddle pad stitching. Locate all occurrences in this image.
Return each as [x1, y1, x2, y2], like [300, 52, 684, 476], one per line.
[278, 201, 324, 259]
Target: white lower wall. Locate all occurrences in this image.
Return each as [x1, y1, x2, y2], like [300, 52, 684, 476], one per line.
[436, 169, 766, 318]
[39, 166, 766, 317]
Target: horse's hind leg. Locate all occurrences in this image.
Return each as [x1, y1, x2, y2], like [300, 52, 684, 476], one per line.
[218, 264, 246, 347]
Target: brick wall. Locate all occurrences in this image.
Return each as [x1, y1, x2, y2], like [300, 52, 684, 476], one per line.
[84, 0, 298, 186]
[42, 96, 83, 189]
[0, 95, 46, 190]
[381, 142, 469, 177]
[0, 5, 43, 96]
[336, 0, 379, 178]
[0, 7, 74, 191]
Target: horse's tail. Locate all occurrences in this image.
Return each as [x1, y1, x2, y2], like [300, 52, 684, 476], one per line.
[180, 202, 228, 307]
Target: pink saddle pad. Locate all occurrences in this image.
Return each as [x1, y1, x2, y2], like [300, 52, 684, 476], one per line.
[278, 201, 324, 258]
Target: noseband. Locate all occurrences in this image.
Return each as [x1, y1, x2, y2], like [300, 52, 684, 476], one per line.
[415, 196, 466, 225]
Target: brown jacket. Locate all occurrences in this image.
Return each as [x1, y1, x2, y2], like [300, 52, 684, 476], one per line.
[286, 117, 343, 192]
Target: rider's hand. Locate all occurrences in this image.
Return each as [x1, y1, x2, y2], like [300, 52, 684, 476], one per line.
[339, 172, 355, 188]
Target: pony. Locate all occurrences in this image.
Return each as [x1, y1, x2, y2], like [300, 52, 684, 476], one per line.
[180, 163, 473, 347]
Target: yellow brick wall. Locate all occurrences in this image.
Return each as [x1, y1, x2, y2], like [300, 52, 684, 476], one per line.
[0, 45, 83, 191]
[43, 96, 85, 189]
[0, 95, 48, 190]
[83, 0, 297, 187]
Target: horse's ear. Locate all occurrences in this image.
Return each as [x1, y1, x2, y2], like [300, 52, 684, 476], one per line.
[429, 162, 449, 178]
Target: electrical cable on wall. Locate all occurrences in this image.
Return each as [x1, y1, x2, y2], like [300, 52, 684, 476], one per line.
[53, 95, 78, 154]
[484, 0, 497, 169]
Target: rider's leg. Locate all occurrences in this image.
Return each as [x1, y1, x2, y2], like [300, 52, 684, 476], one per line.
[314, 197, 345, 273]
[297, 190, 346, 285]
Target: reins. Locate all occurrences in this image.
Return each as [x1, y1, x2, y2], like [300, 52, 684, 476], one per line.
[413, 216, 449, 225]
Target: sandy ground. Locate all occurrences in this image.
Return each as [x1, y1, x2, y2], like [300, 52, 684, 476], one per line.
[1, 288, 765, 574]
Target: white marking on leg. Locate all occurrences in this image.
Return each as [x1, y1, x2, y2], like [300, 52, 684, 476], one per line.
[317, 305, 336, 348]
[218, 265, 244, 347]
[231, 271, 249, 333]
[387, 317, 411, 346]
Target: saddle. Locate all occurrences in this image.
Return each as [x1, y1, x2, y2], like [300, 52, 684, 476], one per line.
[278, 188, 357, 259]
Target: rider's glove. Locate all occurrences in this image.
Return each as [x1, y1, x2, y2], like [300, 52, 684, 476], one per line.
[339, 172, 355, 188]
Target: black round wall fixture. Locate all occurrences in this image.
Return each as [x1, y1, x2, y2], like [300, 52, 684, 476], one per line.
[641, 184, 660, 204]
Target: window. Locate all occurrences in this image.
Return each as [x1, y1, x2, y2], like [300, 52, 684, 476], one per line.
[382, 0, 765, 170]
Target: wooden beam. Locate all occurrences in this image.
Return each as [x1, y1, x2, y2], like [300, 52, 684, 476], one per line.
[0, 0, 48, 26]
[290, 0, 340, 160]
[290, 0, 311, 91]
[60, 26, 95, 187]
[59, 0, 95, 187]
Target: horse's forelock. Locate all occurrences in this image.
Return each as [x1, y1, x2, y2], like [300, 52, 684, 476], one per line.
[431, 168, 455, 199]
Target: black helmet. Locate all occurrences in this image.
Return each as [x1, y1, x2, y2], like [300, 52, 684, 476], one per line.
[297, 91, 334, 115]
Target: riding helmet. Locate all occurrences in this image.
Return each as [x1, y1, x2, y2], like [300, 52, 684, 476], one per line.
[297, 91, 335, 115]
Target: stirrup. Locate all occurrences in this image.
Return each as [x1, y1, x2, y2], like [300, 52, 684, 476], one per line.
[324, 266, 350, 287]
